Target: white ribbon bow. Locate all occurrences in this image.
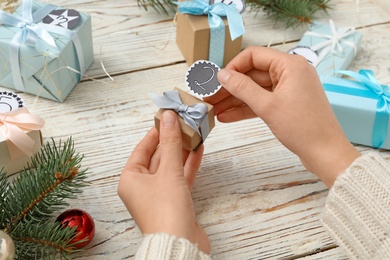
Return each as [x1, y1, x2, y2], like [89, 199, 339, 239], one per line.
[305, 20, 357, 67]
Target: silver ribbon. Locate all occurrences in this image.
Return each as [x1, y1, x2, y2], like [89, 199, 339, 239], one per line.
[0, 0, 85, 92]
[150, 90, 210, 141]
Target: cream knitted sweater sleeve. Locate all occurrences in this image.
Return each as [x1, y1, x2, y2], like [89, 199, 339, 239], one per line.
[135, 233, 211, 260]
[322, 152, 390, 259]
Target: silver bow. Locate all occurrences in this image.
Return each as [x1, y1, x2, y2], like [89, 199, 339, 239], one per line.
[150, 90, 210, 140]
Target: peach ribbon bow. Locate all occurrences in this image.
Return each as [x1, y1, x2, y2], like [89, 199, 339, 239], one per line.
[0, 107, 45, 160]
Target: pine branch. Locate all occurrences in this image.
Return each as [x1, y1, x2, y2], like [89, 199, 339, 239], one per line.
[11, 221, 80, 260]
[0, 168, 9, 229]
[2, 138, 88, 228]
[135, 0, 332, 28]
[247, 0, 332, 28]
[311, 0, 332, 12]
[0, 137, 90, 259]
[136, 0, 176, 15]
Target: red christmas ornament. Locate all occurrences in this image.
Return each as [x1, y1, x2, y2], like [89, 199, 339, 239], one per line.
[56, 209, 95, 249]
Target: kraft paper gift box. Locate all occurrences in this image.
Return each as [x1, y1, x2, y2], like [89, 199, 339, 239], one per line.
[176, 0, 245, 68]
[0, 130, 42, 175]
[0, 0, 94, 102]
[0, 103, 44, 175]
[323, 70, 390, 149]
[152, 88, 215, 151]
[296, 20, 362, 81]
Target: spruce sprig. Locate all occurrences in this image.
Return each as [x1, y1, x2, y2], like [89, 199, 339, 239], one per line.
[0, 137, 90, 259]
[0, 169, 9, 228]
[10, 221, 80, 260]
[247, 0, 332, 28]
[136, 0, 332, 28]
[137, 0, 176, 16]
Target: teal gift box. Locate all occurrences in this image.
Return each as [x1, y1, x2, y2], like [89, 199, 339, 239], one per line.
[323, 70, 390, 149]
[0, 0, 93, 102]
[296, 20, 362, 81]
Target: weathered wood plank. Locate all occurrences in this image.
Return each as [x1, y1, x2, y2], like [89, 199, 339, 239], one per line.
[2, 0, 390, 259]
[1, 58, 386, 259]
[42, 0, 390, 78]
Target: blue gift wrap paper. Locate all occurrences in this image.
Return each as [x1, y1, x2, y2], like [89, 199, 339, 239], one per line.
[0, 0, 94, 102]
[298, 20, 362, 82]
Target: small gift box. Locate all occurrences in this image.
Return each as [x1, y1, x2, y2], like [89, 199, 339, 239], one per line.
[0, 0, 94, 102]
[0, 92, 45, 175]
[294, 20, 362, 81]
[323, 70, 390, 149]
[176, 0, 245, 68]
[151, 88, 215, 151]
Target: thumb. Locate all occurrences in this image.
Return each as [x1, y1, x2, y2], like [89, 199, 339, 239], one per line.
[218, 69, 272, 116]
[159, 110, 183, 171]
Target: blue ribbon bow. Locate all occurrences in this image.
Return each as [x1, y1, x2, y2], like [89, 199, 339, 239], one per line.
[0, 0, 85, 93]
[150, 90, 210, 140]
[177, 0, 245, 67]
[323, 69, 390, 148]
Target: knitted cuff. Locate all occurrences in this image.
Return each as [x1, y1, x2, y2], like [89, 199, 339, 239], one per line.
[322, 152, 390, 259]
[135, 233, 211, 260]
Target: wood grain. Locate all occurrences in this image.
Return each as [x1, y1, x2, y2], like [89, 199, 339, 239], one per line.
[1, 0, 390, 259]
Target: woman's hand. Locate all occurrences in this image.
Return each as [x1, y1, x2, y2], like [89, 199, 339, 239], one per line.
[205, 46, 360, 187]
[118, 110, 210, 254]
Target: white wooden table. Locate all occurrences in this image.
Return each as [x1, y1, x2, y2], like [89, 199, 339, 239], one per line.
[2, 0, 390, 259]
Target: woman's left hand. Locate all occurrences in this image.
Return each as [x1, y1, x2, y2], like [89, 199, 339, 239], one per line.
[118, 110, 210, 254]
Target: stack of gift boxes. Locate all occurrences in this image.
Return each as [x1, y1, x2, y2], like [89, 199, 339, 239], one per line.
[0, 0, 93, 174]
[290, 20, 390, 150]
[2, 0, 390, 176]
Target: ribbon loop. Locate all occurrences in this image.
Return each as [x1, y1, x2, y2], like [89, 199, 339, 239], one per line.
[0, 108, 45, 159]
[305, 20, 357, 68]
[323, 69, 390, 148]
[0, 0, 85, 92]
[150, 90, 210, 140]
[177, 0, 245, 67]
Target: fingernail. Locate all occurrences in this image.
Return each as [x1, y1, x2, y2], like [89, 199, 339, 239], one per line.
[162, 110, 175, 127]
[218, 69, 231, 83]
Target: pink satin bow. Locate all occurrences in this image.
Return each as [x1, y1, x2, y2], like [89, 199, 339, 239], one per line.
[0, 107, 45, 160]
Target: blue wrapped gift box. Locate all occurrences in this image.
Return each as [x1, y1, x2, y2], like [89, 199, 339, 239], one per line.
[0, 1, 93, 102]
[297, 20, 362, 81]
[324, 70, 390, 149]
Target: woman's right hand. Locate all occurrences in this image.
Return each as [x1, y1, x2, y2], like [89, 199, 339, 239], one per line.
[205, 46, 360, 188]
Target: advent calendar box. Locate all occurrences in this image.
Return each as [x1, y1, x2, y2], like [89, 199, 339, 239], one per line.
[0, 0, 94, 102]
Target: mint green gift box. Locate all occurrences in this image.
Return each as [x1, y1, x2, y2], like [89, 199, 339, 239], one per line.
[0, 1, 93, 102]
[323, 70, 390, 149]
[297, 20, 362, 81]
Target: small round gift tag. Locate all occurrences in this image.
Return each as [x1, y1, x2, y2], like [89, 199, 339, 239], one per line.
[185, 60, 222, 97]
[288, 46, 319, 66]
[0, 92, 24, 113]
[42, 9, 81, 29]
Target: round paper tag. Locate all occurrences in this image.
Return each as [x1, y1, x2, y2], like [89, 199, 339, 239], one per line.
[0, 92, 24, 113]
[42, 9, 80, 29]
[288, 46, 318, 66]
[186, 60, 222, 97]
